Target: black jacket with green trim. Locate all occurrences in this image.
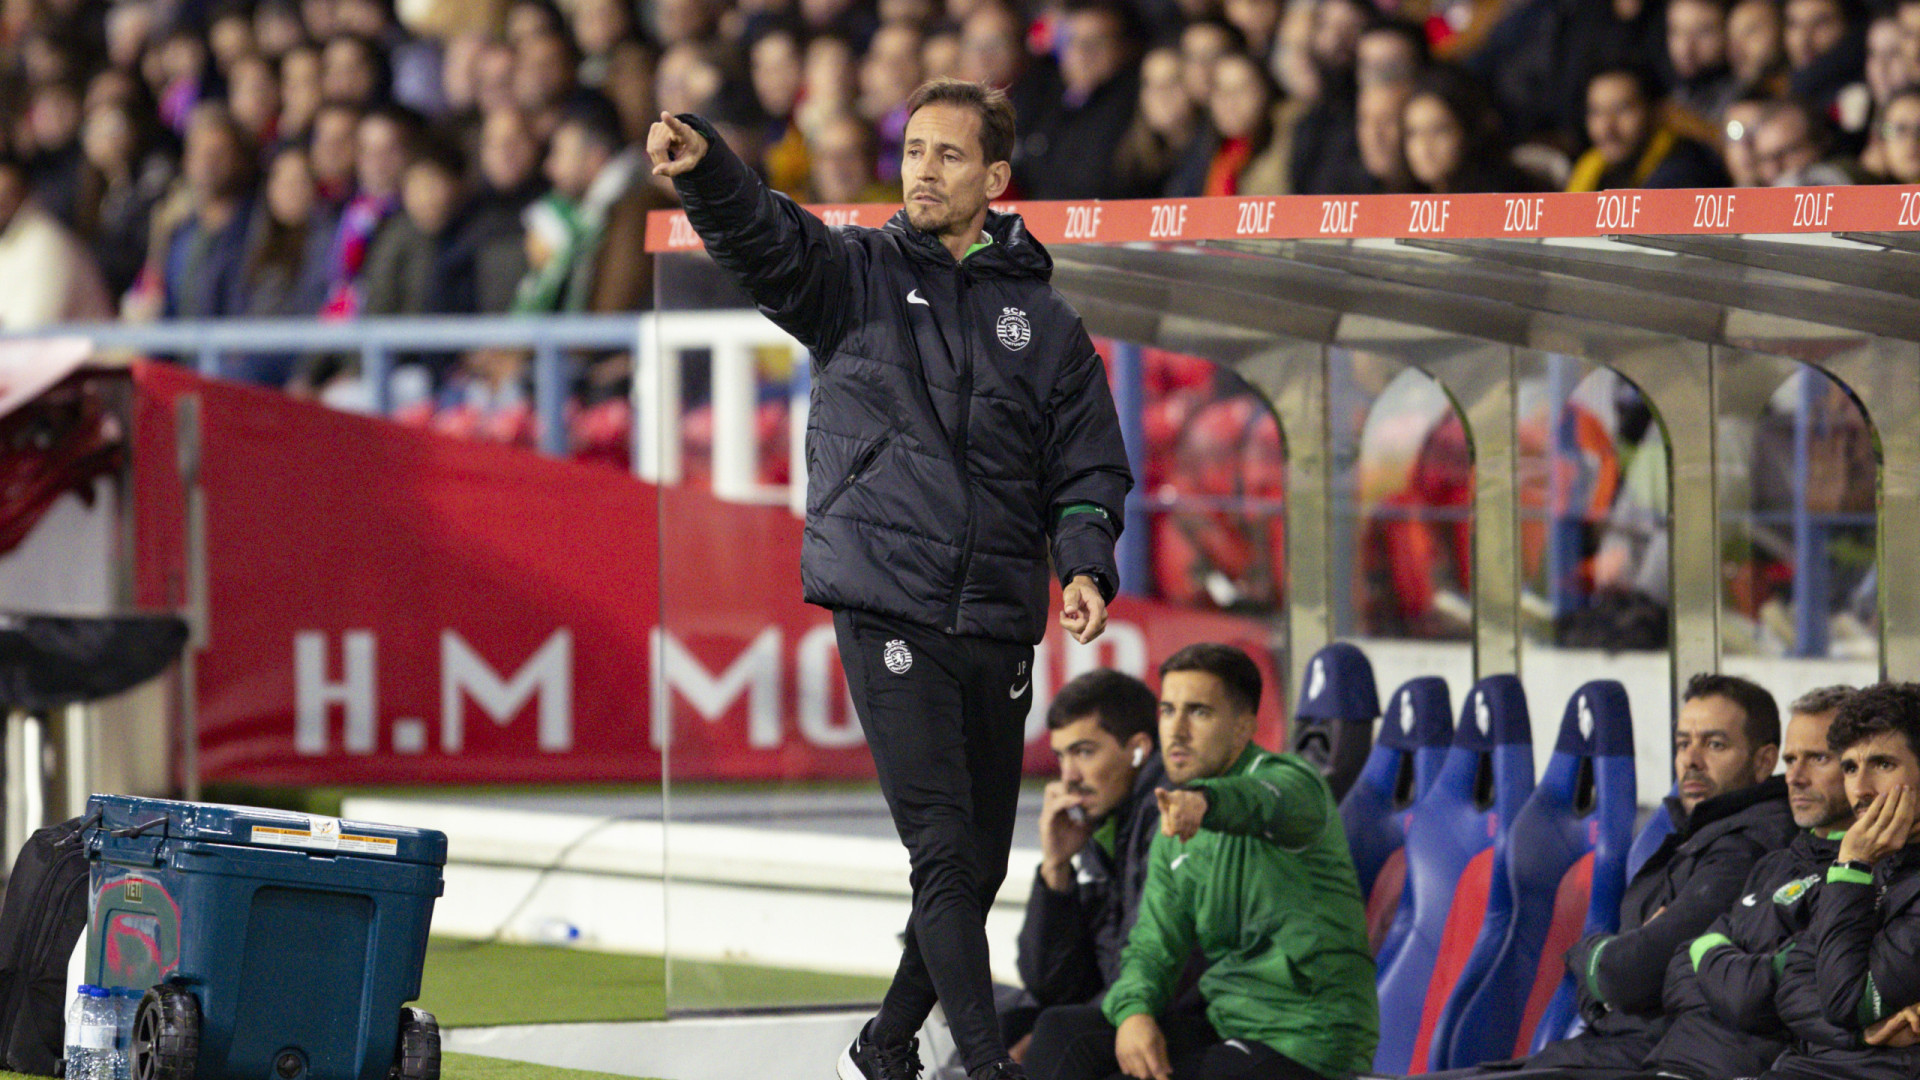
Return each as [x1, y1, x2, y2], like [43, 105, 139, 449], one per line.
[1767, 845, 1920, 1080]
[670, 114, 1132, 645]
[1643, 827, 1840, 1079]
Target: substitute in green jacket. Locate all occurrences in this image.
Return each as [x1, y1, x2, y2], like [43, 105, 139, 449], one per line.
[1025, 642, 1376, 1080]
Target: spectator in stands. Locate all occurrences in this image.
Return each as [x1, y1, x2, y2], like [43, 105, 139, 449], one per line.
[805, 111, 895, 202]
[208, 3, 258, 76]
[25, 79, 87, 228]
[1013, 0, 1142, 198]
[1635, 687, 1856, 1080]
[1024, 643, 1376, 1080]
[1874, 86, 1920, 182]
[319, 103, 416, 317]
[514, 28, 582, 137]
[280, 44, 325, 141]
[1728, 0, 1790, 95]
[1289, 0, 1378, 195]
[750, 23, 811, 196]
[1752, 97, 1861, 184]
[333, 0, 443, 113]
[861, 22, 926, 181]
[242, 143, 334, 321]
[797, 31, 860, 134]
[1468, 0, 1666, 147]
[922, 25, 962, 81]
[1764, 682, 1920, 1080]
[74, 95, 174, 302]
[997, 670, 1170, 1063]
[151, 27, 211, 134]
[309, 100, 363, 206]
[1721, 92, 1772, 184]
[957, 3, 1060, 139]
[255, 0, 309, 59]
[227, 54, 283, 147]
[362, 138, 467, 315]
[1517, 674, 1793, 1073]
[1566, 66, 1730, 190]
[1164, 49, 1290, 196]
[1401, 64, 1538, 193]
[1784, 0, 1866, 115]
[1112, 46, 1202, 198]
[321, 33, 393, 109]
[1667, 0, 1740, 126]
[602, 36, 661, 143]
[571, 0, 636, 87]
[512, 90, 660, 313]
[1178, 18, 1244, 107]
[162, 103, 258, 320]
[451, 106, 542, 313]
[1356, 77, 1415, 193]
[1856, 13, 1916, 174]
[1223, 0, 1283, 70]
[0, 152, 113, 329]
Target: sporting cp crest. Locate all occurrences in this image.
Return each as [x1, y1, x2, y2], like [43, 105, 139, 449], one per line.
[996, 307, 1031, 350]
[883, 639, 913, 674]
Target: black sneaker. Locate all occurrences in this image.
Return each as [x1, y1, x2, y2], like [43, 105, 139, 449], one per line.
[967, 1062, 1027, 1080]
[838, 1023, 924, 1080]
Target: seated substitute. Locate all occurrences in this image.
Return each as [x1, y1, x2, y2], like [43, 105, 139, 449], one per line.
[1517, 673, 1796, 1074]
[1763, 681, 1920, 1080]
[1633, 687, 1857, 1080]
[1000, 669, 1178, 1060]
[1024, 643, 1376, 1080]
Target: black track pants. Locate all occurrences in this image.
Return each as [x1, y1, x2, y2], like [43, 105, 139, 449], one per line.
[836, 608, 1035, 1073]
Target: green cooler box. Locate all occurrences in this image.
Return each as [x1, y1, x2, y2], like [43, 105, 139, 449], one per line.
[82, 795, 447, 1080]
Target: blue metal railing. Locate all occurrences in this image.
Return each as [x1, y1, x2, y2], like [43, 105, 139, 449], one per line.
[2, 315, 643, 457]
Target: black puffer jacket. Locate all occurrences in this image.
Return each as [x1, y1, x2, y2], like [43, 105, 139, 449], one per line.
[1645, 828, 1841, 1080]
[1768, 846, 1920, 1080]
[1567, 777, 1796, 1037]
[672, 115, 1132, 645]
[1017, 752, 1168, 1005]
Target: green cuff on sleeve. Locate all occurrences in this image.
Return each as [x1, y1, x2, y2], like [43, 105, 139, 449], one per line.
[1828, 864, 1875, 886]
[1689, 933, 1733, 972]
[1057, 503, 1112, 524]
[1586, 937, 1613, 1003]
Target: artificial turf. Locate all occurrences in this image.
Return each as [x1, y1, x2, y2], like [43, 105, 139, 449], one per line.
[419, 939, 889, 1026]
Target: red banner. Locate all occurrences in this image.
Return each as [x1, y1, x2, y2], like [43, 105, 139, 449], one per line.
[646, 184, 1920, 252]
[131, 364, 1281, 786]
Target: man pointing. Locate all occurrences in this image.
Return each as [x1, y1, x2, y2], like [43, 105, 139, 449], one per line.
[650, 78, 1133, 1080]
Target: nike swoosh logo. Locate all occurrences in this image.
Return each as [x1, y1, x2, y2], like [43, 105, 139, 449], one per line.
[1742, 895, 1758, 906]
[1171, 853, 1189, 870]
[906, 289, 930, 306]
[1009, 679, 1029, 698]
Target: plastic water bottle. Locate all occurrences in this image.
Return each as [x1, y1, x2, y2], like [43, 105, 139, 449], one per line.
[110, 989, 140, 1080]
[64, 985, 114, 1080]
[533, 918, 582, 945]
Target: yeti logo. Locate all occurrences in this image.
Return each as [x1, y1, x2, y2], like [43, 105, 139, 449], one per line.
[1398, 692, 1413, 734]
[1578, 695, 1594, 740]
[996, 307, 1031, 350]
[1307, 657, 1326, 700]
[883, 639, 913, 674]
[1473, 691, 1489, 735]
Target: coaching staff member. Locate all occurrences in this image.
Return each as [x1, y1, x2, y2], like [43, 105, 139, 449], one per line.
[649, 77, 1133, 1080]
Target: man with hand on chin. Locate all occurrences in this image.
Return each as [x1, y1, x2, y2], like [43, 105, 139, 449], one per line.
[651, 77, 1131, 1080]
[1764, 682, 1920, 1080]
[1023, 643, 1375, 1080]
[1005, 671, 1180, 1063]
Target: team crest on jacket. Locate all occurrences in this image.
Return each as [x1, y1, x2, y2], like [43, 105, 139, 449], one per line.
[883, 639, 913, 674]
[996, 307, 1031, 350]
[1773, 874, 1820, 905]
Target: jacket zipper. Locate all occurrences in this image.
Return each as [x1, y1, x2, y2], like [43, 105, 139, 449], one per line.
[818, 436, 889, 514]
[945, 265, 977, 632]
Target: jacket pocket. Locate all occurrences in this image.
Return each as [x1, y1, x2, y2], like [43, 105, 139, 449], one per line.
[818, 435, 891, 515]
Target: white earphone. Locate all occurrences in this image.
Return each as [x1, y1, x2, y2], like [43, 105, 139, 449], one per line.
[1132, 745, 1146, 768]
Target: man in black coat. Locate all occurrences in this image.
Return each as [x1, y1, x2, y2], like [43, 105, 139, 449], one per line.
[649, 76, 1133, 1080]
[1008, 670, 1173, 1059]
[1762, 682, 1920, 1080]
[1522, 673, 1796, 1072]
[1639, 686, 1857, 1080]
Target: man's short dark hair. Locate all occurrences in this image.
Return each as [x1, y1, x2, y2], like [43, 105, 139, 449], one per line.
[1790, 684, 1855, 717]
[1588, 63, 1664, 106]
[905, 77, 1016, 166]
[1829, 682, 1920, 759]
[1064, 0, 1145, 47]
[1160, 643, 1262, 716]
[1048, 669, 1158, 747]
[1683, 672, 1781, 749]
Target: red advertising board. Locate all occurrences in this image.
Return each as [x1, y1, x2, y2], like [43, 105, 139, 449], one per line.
[131, 363, 1283, 786]
[645, 184, 1920, 252]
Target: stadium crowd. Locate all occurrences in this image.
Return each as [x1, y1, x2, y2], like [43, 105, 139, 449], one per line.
[4, 0, 1920, 344]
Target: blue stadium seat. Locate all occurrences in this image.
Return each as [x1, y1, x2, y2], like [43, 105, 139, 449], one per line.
[1371, 674, 1534, 1075]
[1430, 681, 1637, 1069]
[1338, 676, 1452, 963]
[1292, 642, 1382, 802]
[1625, 790, 1678, 880]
